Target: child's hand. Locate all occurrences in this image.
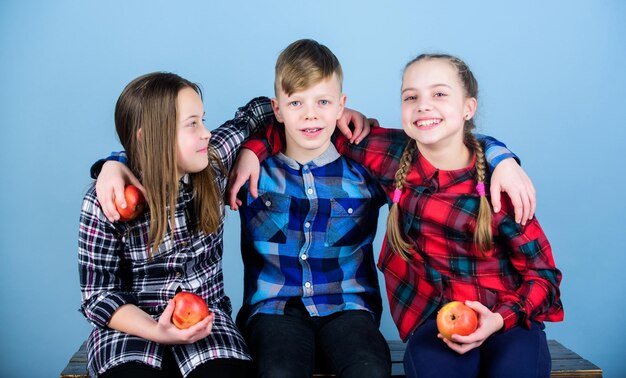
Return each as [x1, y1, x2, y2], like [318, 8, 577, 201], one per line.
[337, 108, 379, 144]
[96, 161, 145, 222]
[438, 300, 503, 355]
[153, 300, 215, 345]
[227, 149, 260, 211]
[490, 158, 536, 225]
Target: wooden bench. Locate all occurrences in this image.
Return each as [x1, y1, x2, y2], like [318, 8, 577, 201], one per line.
[61, 339, 602, 377]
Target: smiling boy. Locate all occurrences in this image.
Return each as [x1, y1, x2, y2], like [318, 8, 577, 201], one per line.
[234, 39, 391, 377]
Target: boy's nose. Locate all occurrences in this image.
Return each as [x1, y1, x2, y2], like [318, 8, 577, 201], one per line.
[304, 104, 318, 119]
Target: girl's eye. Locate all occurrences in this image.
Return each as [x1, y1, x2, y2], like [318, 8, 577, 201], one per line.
[434, 92, 447, 98]
[403, 95, 416, 102]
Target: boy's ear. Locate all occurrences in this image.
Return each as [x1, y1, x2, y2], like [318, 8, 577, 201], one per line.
[336, 94, 347, 120]
[271, 98, 284, 123]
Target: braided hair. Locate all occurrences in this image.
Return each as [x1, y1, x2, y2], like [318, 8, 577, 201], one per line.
[386, 54, 493, 259]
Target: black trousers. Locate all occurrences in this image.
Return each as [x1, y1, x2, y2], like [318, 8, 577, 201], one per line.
[245, 298, 391, 378]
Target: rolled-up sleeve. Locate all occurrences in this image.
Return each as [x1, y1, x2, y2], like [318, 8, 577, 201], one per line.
[78, 185, 137, 328]
[492, 199, 563, 330]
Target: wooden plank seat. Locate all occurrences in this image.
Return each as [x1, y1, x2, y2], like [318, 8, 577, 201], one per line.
[60, 339, 602, 377]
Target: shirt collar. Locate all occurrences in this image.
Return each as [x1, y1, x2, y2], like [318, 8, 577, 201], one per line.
[416, 150, 477, 189]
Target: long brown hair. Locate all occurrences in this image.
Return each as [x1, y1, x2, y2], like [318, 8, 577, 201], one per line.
[386, 54, 493, 260]
[115, 72, 224, 256]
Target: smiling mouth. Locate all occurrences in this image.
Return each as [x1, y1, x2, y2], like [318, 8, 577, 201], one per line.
[414, 119, 442, 128]
[302, 128, 322, 133]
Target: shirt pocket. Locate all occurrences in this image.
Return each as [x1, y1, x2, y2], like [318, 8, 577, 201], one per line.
[244, 191, 290, 244]
[325, 198, 368, 247]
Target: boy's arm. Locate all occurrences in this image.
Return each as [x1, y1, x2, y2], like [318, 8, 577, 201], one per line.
[479, 134, 536, 225]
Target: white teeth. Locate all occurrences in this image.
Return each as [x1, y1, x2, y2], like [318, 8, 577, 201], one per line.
[416, 119, 440, 127]
[304, 128, 321, 132]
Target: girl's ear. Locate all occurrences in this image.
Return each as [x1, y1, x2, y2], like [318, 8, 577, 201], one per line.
[271, 98, 283, 123]
[136, 127, 142, 141]
[464, 97, 477, 120]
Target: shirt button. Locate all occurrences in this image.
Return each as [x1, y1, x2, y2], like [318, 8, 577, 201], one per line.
[304, 222, 311, 228]
[265, 200, 272, 207]
[307, 188, 313, 195]
[304, 282, 311, 288]
[301, 254, 307, 260]
[175, 272, 182, 278]
[303, 165, 309, 171]
[347, 208, 353, 214]
[181, 241, 188, 247]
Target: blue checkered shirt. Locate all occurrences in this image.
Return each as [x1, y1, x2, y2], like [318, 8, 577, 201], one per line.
[236, 144, 387, 325]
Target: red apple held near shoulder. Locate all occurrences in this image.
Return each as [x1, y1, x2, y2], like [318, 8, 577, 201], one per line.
[171, 291, 211, 329]
[436, 301, 478, 340]
[115, 185, 146, 221]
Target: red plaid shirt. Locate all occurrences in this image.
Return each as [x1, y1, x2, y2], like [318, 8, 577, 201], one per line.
[333, 128, 564, 340]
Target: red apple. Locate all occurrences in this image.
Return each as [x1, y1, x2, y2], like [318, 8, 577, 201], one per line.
[171, 291, 211, 329]
[436, 301, 478, 340]
[115, 185, 146, 221]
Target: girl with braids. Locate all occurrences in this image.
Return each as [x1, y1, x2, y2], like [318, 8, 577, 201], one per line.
[357, 54, 563, 377]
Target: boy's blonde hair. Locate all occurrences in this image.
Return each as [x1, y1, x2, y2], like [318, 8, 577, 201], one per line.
[115, 72, 224, 256]
[275, 39, 343, 96]
[386, 54, 493, 260]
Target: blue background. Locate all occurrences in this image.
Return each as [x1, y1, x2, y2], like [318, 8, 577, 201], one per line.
[1, 1, 624, 376]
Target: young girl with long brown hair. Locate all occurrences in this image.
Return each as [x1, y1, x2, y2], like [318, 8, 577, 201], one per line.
[78, 72, 270, 377]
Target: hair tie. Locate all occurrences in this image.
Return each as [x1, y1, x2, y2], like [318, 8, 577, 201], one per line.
[392, 189, 402, 204]
[476, 182, 486, 197]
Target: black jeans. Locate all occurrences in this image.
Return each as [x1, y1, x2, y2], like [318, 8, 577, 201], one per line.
[245, 298, 391, 378]
[99, 347, 252, 378]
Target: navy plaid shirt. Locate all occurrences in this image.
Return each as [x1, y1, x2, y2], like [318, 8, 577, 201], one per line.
[236, 141, 387, 326]
[79, 98, 274, 377]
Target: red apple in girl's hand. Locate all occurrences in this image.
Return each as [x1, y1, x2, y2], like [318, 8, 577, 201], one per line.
[115, 185, 145, 221]
[436, 301, 478, 340]
[171, 291, 211, 329]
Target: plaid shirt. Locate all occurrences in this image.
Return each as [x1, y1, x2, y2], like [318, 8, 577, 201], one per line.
[78, 98, 274, 376]
[237, 136, 386, 326]
[333, 127, 564, 340]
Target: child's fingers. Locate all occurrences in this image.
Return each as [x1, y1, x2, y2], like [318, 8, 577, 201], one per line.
[336, 116, 354, 141]
[158, 300, 176, 326]
[226, 174, 245, 210]
[249, 170, 259, 199]
[489, 183, 502, 214]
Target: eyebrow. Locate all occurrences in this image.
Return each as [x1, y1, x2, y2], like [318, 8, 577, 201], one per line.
[181, 112, 205, 122]
[401, 83, 452, 93]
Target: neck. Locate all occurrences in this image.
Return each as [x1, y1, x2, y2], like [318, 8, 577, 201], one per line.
[284, 140, 332, 165]
[417, 140, 472, 170]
